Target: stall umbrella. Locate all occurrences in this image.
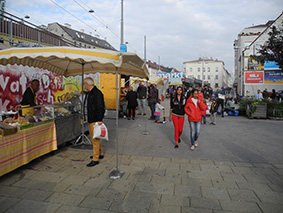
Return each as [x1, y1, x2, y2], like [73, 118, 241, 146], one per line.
[0, 46, 149, 179]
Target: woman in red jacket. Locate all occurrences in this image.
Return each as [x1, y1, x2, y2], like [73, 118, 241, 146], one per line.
[184, 89, 206, 150]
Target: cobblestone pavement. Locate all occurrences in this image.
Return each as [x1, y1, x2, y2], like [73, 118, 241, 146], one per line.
[0, 99, 283, 212]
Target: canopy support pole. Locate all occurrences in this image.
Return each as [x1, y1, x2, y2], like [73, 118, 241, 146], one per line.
[109, 67, 125, 179]
[74, 63, 92, 145]
[142, 80, 150, 135]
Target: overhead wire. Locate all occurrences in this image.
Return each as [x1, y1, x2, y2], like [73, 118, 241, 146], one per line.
[49, 0, 103, 37]
[74, 0, 144, 56]
[74, 0, 120, 39]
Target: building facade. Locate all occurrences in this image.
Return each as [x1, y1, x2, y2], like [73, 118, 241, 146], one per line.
[46, 23, 116, 50]
[234, 12, 283, 96]
[183, 57, 231, 89]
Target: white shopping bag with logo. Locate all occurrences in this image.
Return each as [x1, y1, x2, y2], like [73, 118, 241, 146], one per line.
[93, 122, 109, 141]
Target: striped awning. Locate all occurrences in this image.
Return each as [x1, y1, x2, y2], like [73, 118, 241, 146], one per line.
[0, 47, 148, 78]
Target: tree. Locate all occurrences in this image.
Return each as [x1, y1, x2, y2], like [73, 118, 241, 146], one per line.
[251, 24, 283, 70]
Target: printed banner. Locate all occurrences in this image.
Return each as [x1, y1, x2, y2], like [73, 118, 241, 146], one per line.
[264, 70, 283, 84]
[244, 71, 264, 84]
[0, 64, 100, 112]
[244, 57, 264, 71]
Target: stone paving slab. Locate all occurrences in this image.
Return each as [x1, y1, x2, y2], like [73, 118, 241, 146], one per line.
[1, 148, 283, 212]
[0, 196, 20, 213]
[4, 199, 61, 213]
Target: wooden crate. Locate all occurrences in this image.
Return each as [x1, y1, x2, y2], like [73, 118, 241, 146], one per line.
[252, 104, 267, 118]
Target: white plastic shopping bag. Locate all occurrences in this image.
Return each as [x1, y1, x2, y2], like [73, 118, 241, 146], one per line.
[93, 122, 109, 141]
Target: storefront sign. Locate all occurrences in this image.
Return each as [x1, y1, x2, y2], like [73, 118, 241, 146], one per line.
[157, 71, 184, 84]
[244, 71, 264, 84]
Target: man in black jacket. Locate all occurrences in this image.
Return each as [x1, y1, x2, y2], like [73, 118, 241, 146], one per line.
[84, 77, 105, 167]
[137, 82, 147, 115]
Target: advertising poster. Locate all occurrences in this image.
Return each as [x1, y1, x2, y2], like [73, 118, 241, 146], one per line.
[264, 70, 283, 84]
[0, 64, 99, 111]
[244, 57, 264, 71]
[244, 71, 264, 84]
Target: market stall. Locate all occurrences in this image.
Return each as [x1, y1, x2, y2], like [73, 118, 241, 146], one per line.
[0, 122, 57, 176]
[0, 46, 149, 179]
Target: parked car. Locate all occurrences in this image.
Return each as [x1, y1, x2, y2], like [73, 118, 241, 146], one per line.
[276, 90, 283, 101]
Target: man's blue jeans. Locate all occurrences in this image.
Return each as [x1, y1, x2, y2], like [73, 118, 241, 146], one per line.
[189, 121, 201, 146]
[138, 98, 147, 114]
[149, 101, 156, 119]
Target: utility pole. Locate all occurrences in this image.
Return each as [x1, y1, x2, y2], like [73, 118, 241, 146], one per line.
[120, 0, 124, 46]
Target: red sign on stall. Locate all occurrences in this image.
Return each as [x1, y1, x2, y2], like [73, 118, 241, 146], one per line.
[244, 71, 264, 84]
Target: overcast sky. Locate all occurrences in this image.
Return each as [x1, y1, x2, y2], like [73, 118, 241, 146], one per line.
[5, 0, 283, 74]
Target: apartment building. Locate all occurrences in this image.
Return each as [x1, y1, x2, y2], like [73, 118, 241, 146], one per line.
[233, 12, 283, 96]
[183, 57, 230, 89]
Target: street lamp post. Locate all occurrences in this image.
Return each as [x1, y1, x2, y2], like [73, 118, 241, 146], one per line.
[240, 51, 244, 96]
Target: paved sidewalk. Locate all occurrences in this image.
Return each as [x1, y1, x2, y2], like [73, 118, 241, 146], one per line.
[0, 148, 283, 213]
[1, 98, 283, 212]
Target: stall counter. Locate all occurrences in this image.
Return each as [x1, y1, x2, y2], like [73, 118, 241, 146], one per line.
[0, 122, 57, 177]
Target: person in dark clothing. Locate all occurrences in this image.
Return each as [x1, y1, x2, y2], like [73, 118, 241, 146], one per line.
[208, 87, 213, 99]
[126, 87, 138, 120]
[19, 79, 40, 116]
[262, 88, 269, 101]
[210, 95, 218, 125]
[271, 89, 276, 102]
[84, 77, 105, 167]
[148, 84, 158, 120]
[186, 87, 192, 100]
[137, 82, 147, 115]
[169, 86, 186, 148]
[215, 87, 225, 117]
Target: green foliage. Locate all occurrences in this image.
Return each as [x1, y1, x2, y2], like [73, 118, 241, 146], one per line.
[267, 102, 283, 116]
[239, 98, 266, 119]
[250, 24, 283, 70]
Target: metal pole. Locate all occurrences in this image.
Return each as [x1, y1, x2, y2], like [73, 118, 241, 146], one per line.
[142, 35, 149, 135]
[9, 15, 12, 45]
[109, 67, 124, 179]
[120, 0, 124, 46]
[241, 51, 244, 96]
[74, 63, 92, 145]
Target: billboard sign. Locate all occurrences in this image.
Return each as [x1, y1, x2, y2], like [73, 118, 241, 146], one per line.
[244, 71, 264, 84]
[264, 70, 283, 84]
[264, 61, 280, 69]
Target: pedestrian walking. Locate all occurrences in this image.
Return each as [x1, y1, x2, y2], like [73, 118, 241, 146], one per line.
[148, 84, 158, 120]
[210, 95, 217, 125]
[169, 86, 186, 148]
[215, 87, 225, 117]
[137, 82, 147, 116]
[201, 99, 208, 125]
[126, 87, 138, 120]
[84, 77, 105, 167]
[184, 89, 206, 150]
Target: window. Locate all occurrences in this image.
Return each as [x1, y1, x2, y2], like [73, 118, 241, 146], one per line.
[215, 83, 218, 88]
[203, 75, 205, 80]
[208, 67, 210, 72]
[216, 67, 218, 72]
[190, 68, 192, 72]
[203, 67, 205, 72]
[208, 75, 210, 80]
[198, 68, 200, 72]
[197, 75, 200, 79]
[215, 75, 218, 80]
